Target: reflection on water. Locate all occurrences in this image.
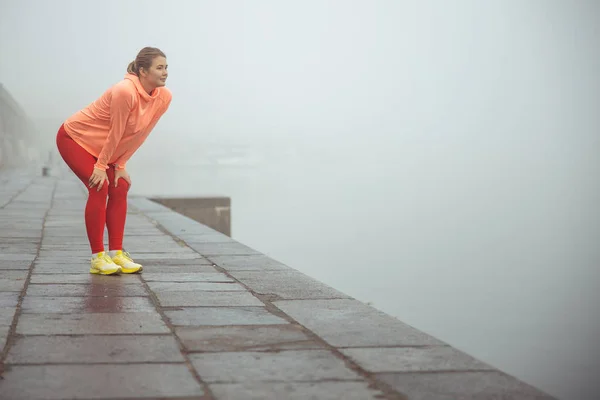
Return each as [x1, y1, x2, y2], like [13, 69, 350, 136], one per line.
[130, 154, 600, 400]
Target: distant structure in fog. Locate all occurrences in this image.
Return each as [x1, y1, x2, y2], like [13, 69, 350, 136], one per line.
[0, 83, 44, 168]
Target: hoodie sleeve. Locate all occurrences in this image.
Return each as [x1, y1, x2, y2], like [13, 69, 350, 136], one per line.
[94, 83, 135, 170]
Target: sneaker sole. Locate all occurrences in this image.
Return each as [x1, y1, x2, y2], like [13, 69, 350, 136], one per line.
[119, 266, 143, 274]
[90, 267, 122, 275]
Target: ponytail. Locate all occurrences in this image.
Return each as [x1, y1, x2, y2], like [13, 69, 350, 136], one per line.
[126, 60, 137, 75]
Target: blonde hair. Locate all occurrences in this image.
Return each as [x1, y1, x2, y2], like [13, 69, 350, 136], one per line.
[127, 47, 166, 76]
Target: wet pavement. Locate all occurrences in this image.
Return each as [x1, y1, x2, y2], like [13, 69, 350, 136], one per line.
[0, 169, 558, 400]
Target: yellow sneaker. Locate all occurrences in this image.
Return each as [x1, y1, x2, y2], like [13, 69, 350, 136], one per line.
[111, 250, 143, 274]
[90, 252, 122, 275]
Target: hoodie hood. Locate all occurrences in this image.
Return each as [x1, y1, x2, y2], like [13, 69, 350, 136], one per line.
[124, 73, 160, 101]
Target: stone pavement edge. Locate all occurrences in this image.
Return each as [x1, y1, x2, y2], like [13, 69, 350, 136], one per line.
[0, 170, 558, 400]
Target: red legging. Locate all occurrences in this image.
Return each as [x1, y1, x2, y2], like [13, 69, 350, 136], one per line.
[56, 124, 130, 254]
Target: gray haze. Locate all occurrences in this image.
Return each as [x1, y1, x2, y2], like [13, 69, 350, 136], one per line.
[2, 1, 599, 399]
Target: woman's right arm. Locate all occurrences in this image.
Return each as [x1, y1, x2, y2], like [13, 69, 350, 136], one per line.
[88, 83, 134, 190]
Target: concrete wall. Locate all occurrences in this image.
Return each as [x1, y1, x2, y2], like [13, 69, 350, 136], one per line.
[150, 197, 231, 236]
[0, 83, 43, 169]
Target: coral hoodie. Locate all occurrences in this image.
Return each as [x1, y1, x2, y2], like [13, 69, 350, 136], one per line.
[63, 73, 172, 170]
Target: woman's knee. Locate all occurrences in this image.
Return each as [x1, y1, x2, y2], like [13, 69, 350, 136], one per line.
[108, 179, 130, 198]
[87, 183, 109, 199]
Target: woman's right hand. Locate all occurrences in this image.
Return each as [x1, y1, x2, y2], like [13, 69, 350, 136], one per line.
[88, 168, 109, 191]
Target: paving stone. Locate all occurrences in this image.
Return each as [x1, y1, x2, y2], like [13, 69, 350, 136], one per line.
[6, 335, 185, 364]
[0, 312, 16, 329]
[189, 350, 360, 382]
[166, 307, 288, 326]
[26, 283, 148, 297]
[340, 346, 494, 372]
[228, 270, 351, 300]
[140, 265, 219, 273]
[39, 245, 92, 250]
[0, 238, 40, 246]
[0, 364, 204, 399]
[274, 299, 444, 347]
[129, 259, 214, 267]
[21, 296, 156, 313]
[128, 252, 205, 260]
[0, 329, 8, 351]
[187, 242, 262, 256]
[37, 254, 90, 262]
[0, 292, 20, 307]
[180, 235, 236, 244]
[0, 229, 42, 238]
[176, 325, 323, 352]
[33, 263, 95, 273]
[17, 312, 170, 334]
[0, 254, 37, 261]
[0, 270, 28, 291]
[30, 273, 141, 284]
[143, 272, 233, 282]
[156, 291, 263, 307]
[148, 281, 246, 292]
[209, 381, 386, 400]
[375, 371, 557, 400]
[0, 260, 33, 270]
[209, 255, 291, 271]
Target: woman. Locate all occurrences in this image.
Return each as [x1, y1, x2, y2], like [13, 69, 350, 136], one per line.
[56, 47, 172, 275]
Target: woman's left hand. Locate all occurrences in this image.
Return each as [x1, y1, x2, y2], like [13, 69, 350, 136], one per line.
[115, 168, 132, 187]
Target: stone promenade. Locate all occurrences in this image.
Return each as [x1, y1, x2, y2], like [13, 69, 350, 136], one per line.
[0, 169, 557, 399]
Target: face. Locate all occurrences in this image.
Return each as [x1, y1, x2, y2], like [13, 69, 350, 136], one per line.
[140, 56, 168, 88]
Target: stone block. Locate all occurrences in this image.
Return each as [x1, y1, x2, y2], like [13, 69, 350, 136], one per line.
[176, 325, 323, 352]
[0, 292, 20, 307]
[341, 346, 494, 372]
[274, 299, 444, 347]
[148, 281, 246, 292]
[228, 270, 351, 300]
[376, 371, 557, 400]
[179, 234, 234, 244]
[21, 296, 156, 313]
[141, 265, 219, 273]
[0, 364, 204, 399]
[17, 312, 170, 334]
[209, 255, 291, 271]
[143, 272, 234, 282]
[130, 258, 214, 267]
[0, 253, 38, 261]
[0, 260, 32, 270]
[33, 263, 95, 274]
[26, 283, 148, 297]
[166, 307, 288, 326]
[189, 350, 360, 382]
[187, 242, 262, 256]
[127, 252, 205, 260]
[0, 308, 16, 326]
[6, 335, 185, 364]
[209, 381, 386, 400]
[156, 291, 263, 307]
[0, 270, 28, 291]
[30, 273, 140, 284]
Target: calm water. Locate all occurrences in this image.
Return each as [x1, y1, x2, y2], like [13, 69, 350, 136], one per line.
[129, 148, 600, 400]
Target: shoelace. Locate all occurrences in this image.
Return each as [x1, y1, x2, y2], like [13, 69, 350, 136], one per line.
[122, 251, 134, 262]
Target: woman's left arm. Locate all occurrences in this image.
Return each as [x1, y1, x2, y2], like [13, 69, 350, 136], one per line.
[113, 90, 172, 170]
